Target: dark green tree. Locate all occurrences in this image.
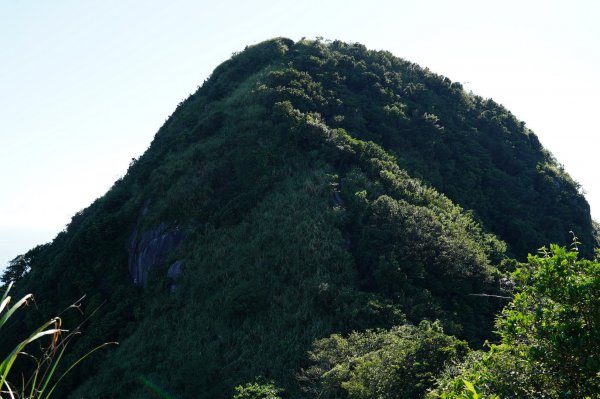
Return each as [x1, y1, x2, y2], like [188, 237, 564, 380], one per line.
[1, 244, 48, 285]
[302, 321, 469, 399]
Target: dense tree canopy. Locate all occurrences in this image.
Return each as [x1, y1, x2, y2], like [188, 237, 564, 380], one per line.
[1, 38, 595, 398]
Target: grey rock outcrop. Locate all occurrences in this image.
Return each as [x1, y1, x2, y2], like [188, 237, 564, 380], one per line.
[167, 260, 183, 281]
[127, 223, 184, 286]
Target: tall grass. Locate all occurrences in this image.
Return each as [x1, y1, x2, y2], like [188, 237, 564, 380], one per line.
[0, 282, 115, 398]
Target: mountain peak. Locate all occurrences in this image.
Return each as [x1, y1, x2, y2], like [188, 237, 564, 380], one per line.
[3, 38, 594, 398]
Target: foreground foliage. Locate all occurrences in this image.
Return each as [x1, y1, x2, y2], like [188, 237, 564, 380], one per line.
[431, 244, 600, 398]
[1, 284, 111, 398]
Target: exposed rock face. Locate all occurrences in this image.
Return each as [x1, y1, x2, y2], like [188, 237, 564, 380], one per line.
[167, 260, 183, 280]
[127, 223, 184, 286]
[167, 260, 184, 292]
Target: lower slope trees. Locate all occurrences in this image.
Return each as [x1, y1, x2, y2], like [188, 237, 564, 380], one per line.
[294, 243, 599, 399]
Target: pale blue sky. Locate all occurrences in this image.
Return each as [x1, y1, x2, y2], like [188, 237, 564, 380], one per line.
[1, 0, 599, 269]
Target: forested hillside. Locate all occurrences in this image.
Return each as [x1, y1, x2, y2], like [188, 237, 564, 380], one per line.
[1, 38, 596, 398]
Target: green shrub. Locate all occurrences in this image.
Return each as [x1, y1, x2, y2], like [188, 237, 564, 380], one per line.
[233, 378, 283, 399]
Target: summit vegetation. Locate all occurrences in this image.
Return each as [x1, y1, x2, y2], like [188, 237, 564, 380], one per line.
[1, 38, 597, 398]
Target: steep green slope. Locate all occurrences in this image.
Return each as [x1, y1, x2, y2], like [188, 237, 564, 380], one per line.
[262, 40, 594, 258]
[1, 38, 594, 398]
[139, 37, 593, 258]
